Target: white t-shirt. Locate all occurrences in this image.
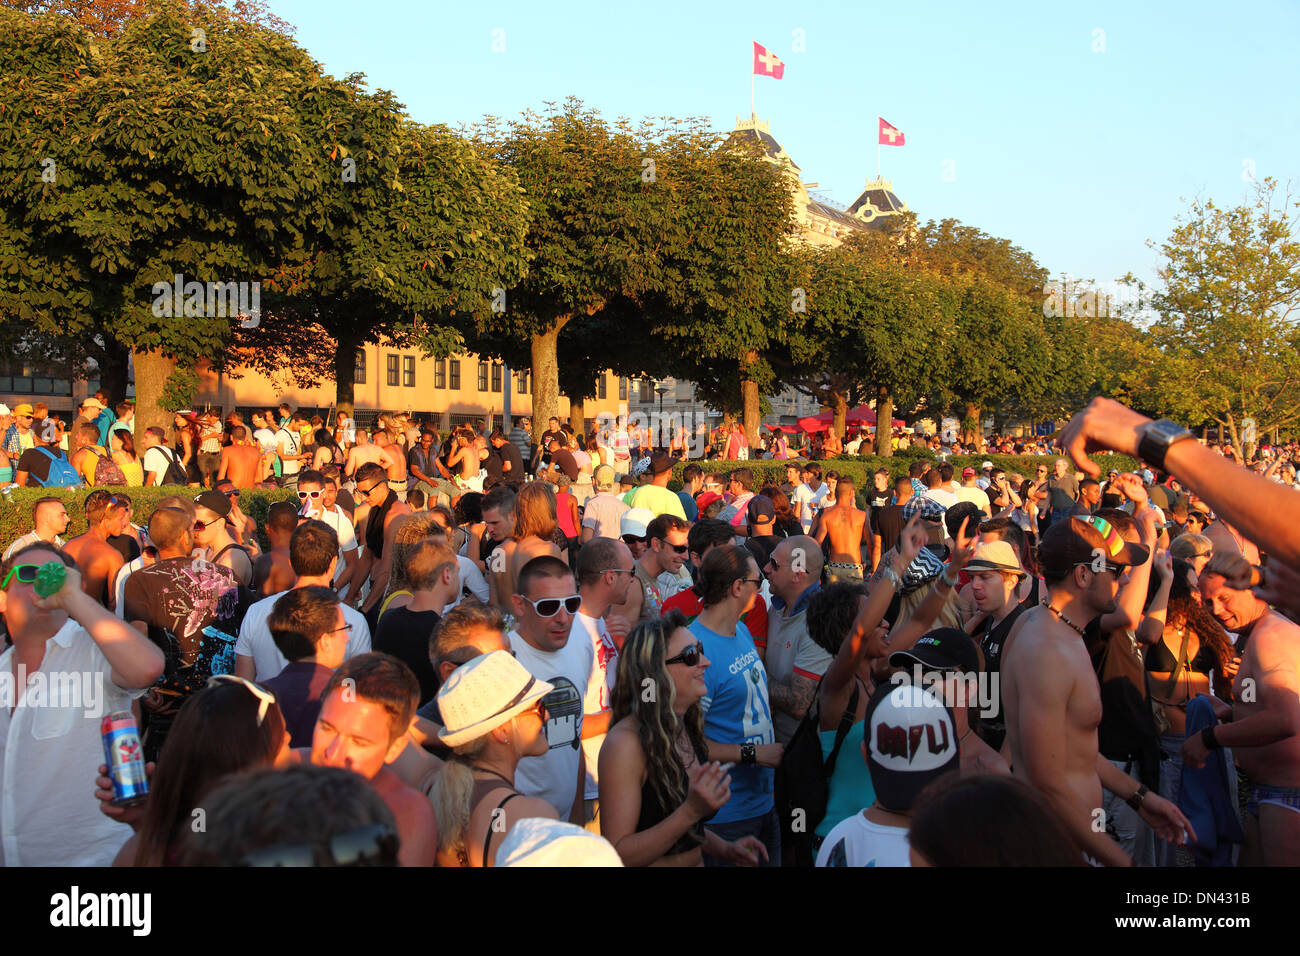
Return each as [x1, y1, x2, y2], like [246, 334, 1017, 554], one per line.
[309, 504, 359, 593]
[508, 627, 594, 817]
[573, 612, 618, 801]
[454, 555, 490, 604]
[3, 531, 66, 562]
[0, 620, 149, 866]
[276, 428, 302, 475]
[924, 488, 960, 510]
[815, 812, 913, 868]
[953, 486, 991, 513]
[253, 427, 277, 453]
[235, 590, 372, 681]
[794, 482, 829, 532]
[142, 445, 177, 486]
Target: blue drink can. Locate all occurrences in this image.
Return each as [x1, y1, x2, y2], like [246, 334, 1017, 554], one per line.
[101, 711, 149, 807]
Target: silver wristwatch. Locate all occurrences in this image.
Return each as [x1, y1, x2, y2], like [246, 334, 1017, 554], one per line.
[1137, 419, 1194, 472]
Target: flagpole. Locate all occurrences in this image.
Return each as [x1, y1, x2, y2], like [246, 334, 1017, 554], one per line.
[751, 72, 754, 118]
[877, 140, 881, 180]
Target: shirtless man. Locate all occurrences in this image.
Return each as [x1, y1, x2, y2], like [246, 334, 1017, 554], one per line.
[62, 490, 127, 610]
[253, 501, 299, 597]
[305, 653, 439, 866]
[481, 485, 518, 613]
[352, 462, 412, 617]
[447, 428, 487, 493]
[69, 423, 112, 486]
[192, 490, 253, 587]
[373, 430, 408, 499]
[345, 429, 387, 482]
[217, 425, 264, 489]
[1001, 516, 1193, 866]
[1183, 551, 1300, 865]
[812, 475, 867, 585]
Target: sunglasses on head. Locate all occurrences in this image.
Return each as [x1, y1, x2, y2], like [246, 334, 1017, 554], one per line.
[525, 594, 582, 618]
[207, 674, 277, 726]
[665, 641, 706, 667]
[239, 822, 400, 868]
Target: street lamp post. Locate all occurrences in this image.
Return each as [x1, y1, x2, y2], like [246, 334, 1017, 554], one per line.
[654, 384, 669, 452]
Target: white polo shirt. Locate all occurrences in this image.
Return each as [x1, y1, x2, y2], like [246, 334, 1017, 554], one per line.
[0, 620, 148, 866]
[234, 590, 372, 682]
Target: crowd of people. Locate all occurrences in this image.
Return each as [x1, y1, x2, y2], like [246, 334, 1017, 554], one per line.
[1, 392, 1297, 867]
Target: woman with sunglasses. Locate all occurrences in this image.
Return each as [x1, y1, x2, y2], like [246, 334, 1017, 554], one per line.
[94, 675, 290, 865]
[429, 650, 557, 866]
[599, 612, 764, 866]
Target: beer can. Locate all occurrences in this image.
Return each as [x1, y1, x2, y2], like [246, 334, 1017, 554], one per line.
[101, 712, 149, 807]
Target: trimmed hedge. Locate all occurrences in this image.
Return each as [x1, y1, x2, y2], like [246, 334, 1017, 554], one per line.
[0, 486, 298, 552]
[669, 452, 1142, 497]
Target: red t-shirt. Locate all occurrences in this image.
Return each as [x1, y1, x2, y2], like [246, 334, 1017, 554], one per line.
[660, 587, 770, 645]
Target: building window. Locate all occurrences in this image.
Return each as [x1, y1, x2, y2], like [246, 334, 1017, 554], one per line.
[477, 361, 488, 392]
[434, 358, 446, 389]
[403, 356, 415, 388]
[517, 370, 528, 395]
[491, 363, 502, 393]
[618, 377, 628, 401]
[449, 359, 461, 390]
[386, 354, 399, 387]
[354, 350, 366, 384]
[597, 376, 607, 400]
[640, 378, 654, 404]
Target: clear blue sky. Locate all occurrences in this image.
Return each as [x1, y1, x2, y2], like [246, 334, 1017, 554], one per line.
[269, 0, 1299, 293]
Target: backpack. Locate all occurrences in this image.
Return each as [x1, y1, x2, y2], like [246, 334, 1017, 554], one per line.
[154, 446, 189, 486]
[30, 447, 83, 488]
[91, 448, 127, 486]
[774, 680, 861, 868]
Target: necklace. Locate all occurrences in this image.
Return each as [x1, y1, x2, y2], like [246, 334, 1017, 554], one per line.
[1046, 603, 1087, 637]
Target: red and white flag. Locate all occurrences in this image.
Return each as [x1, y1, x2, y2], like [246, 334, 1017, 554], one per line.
[878, 117, 905, 146]
[753, 41, 785, 79]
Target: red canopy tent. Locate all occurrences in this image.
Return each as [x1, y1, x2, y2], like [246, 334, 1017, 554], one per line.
[797, 404, 904, 433]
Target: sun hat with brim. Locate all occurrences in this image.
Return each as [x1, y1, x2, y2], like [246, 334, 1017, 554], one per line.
[437, 651, 553, 748]
[620, 507, 655, 539]
[497, 818, 623, 867]
[964, 540, 1026, 578]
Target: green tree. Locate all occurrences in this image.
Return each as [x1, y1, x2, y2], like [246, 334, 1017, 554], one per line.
[1147, 179, 1300, 455]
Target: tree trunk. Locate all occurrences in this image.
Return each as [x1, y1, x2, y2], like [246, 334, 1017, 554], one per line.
[831, 388, 848, 438]
[962, 402, 981, 446]
[132, 348, 177, 435]
[569, 398, 585, 438]
[96, 337, 130, 407]
[874, 385, 893, 457]
[333, 336, 358, 417]
[741, 351, 760, 450]
[531, 320, 568, 433]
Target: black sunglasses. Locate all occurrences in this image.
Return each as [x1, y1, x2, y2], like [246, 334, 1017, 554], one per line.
[622, 534, 647, 545]
[665, 641, 706, 667]
[656, 541, 688, 554]
[238, 823, 400, 867]
[526, 594, 582, 618]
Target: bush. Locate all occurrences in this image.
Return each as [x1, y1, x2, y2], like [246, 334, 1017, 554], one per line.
[0, 485, 298, 552]
[668, 451, 1142, 495]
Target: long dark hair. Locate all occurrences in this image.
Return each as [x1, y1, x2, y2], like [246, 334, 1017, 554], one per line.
[134, 682, 286, 866]
[610, 611, 706, 819]
[1163, 558, 1234, 673]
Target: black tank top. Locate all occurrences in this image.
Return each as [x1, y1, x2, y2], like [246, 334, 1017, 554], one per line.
[975, 602, 1027, 732]
[636, 738, 709, 857]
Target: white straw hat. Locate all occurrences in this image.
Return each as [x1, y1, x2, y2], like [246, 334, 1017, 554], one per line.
[437, 651, 553, 748]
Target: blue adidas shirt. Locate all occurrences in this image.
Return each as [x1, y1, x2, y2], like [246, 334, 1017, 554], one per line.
[689, 617, 775, 824]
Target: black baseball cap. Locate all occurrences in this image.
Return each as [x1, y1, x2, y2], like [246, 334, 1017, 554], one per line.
[194, 490, 232, 519]
[889, 628, 981, 673]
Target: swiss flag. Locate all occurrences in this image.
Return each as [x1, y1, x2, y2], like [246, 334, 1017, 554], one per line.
[878, 117, 905, 146]
[753, 41, 785, 79]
